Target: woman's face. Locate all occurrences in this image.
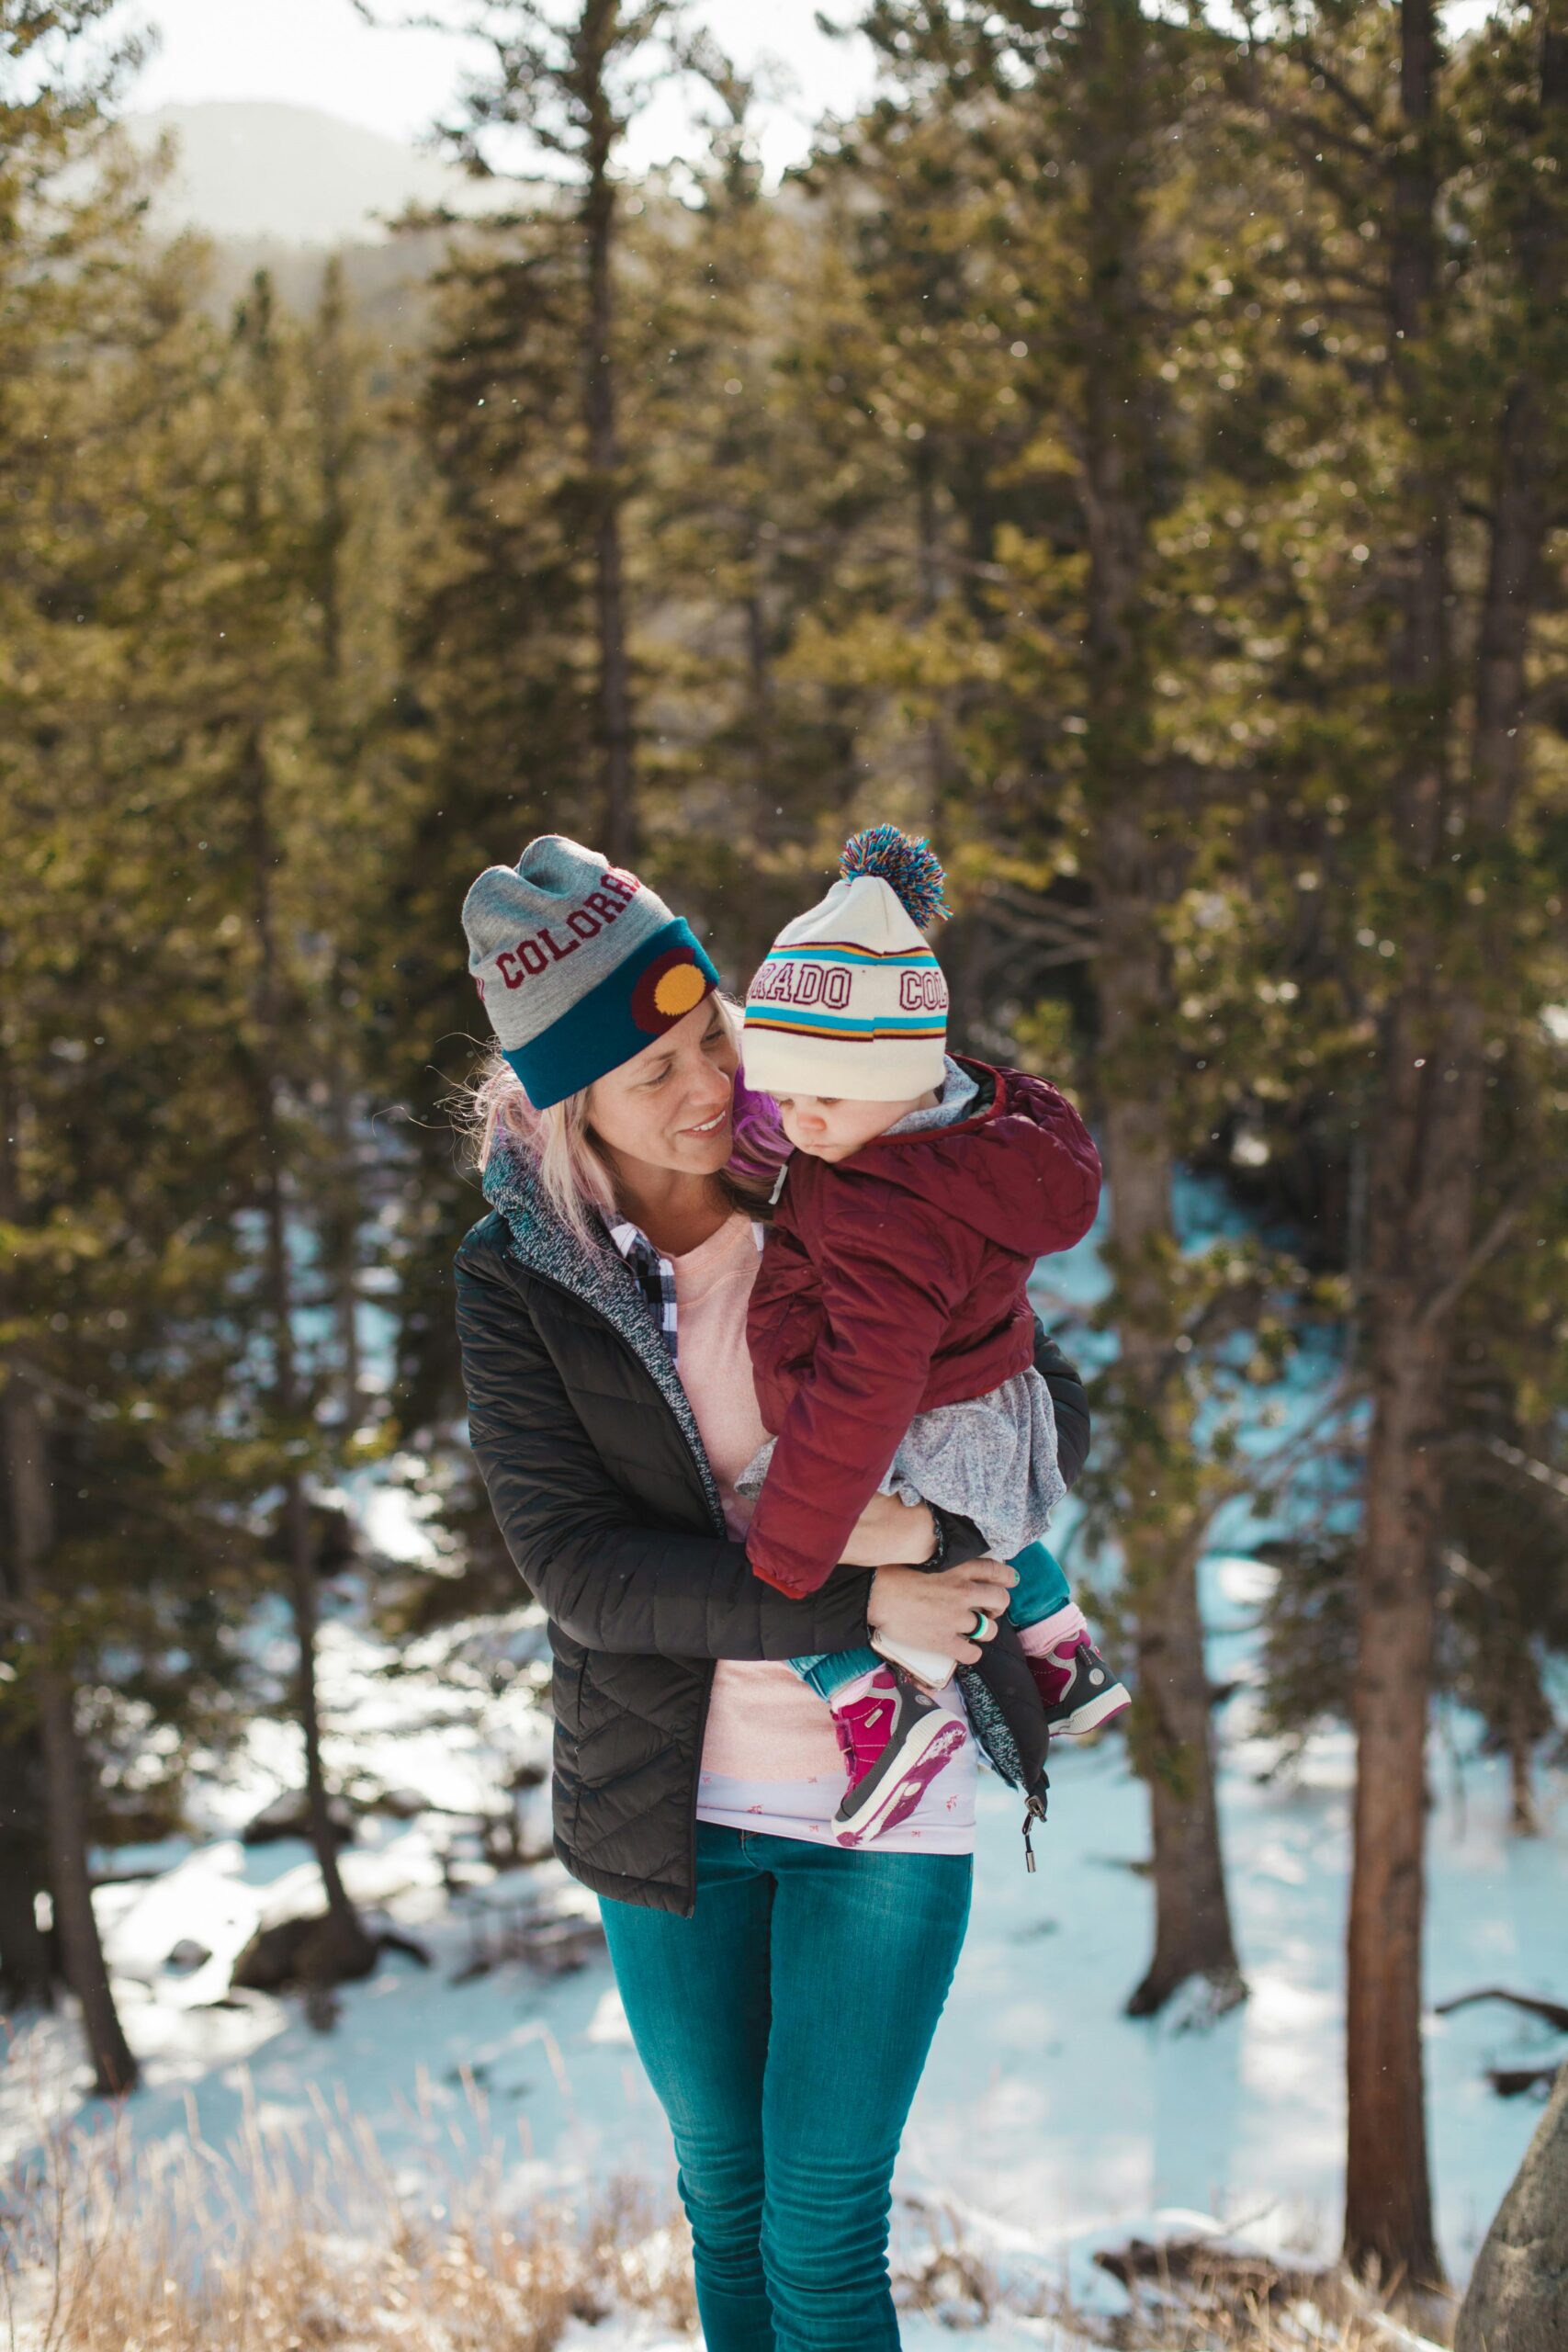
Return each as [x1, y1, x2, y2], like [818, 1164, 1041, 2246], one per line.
[588, 996, 738, 1179]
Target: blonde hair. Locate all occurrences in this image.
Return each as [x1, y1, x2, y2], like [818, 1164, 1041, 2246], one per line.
[459, 995, 787, 1246]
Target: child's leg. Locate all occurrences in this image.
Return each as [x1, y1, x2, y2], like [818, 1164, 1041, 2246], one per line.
[790, 1648, 883, 1702]
[790, 1655, 966, 1848]
[1007, 1546, 1130, 1736]
[1007, 1542, 1073, 1631]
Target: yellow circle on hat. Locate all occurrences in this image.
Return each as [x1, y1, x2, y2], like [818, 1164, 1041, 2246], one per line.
[653, 960, 708, 1017]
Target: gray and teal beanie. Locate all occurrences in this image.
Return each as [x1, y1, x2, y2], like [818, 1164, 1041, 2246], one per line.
[463, 836, 720, 1109]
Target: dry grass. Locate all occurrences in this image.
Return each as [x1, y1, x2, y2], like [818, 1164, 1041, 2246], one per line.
[1, 2098, 1450, 2352]
[1, 2086, 696, 2352]
[890, 2197, 1452, 2351]
[1066, 2233, 1454, 2352]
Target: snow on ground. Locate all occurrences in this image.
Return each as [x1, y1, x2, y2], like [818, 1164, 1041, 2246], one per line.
[4, 1182, 1564, 2342]
[5, 1643, 1562, 2312]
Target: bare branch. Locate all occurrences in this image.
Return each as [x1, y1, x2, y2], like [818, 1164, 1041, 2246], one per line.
[1483, 1434, 1568, 1504]
[1415, 1200, 1521, 1335]
[1290, 45, 1385, 134]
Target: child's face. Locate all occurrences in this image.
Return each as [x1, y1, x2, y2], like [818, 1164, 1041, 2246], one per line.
[772, 1091, 933, 1162]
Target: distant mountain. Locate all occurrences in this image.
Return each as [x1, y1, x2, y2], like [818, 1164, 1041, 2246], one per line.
[126, 101, 502, 247]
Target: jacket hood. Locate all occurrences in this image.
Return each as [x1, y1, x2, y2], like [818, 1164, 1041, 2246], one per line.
[850, 1059, 1100, 1260]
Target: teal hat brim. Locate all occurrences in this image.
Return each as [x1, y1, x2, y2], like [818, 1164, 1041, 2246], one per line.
[502, 919, 721, 1110]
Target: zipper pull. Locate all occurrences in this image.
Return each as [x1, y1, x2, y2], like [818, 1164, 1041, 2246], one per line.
[1021, 1790, 1047, 1874]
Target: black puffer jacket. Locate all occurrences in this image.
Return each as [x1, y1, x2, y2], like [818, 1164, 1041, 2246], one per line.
[455, 1139, 1090, 1916]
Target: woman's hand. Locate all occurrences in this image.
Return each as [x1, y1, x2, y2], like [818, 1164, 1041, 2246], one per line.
[868, 1558, 1017, 1668]
[839, 1491, 939, 1569]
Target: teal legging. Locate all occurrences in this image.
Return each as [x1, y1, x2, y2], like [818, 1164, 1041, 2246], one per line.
[791, 1538, 1073, 1702]
[600, 1823, 973, 2352]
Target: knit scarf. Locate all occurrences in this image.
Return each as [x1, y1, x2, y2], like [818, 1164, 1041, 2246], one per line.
[479, 1136, 725, 1532]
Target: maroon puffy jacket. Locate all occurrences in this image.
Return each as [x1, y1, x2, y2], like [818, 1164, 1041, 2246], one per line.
[745, 1059, 1101, 1597]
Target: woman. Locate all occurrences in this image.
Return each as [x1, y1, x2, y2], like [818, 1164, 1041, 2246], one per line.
[454, 836, 1089, 2351]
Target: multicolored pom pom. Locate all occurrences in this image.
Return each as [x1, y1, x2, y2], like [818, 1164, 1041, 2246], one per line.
[838, 824, 951, 931]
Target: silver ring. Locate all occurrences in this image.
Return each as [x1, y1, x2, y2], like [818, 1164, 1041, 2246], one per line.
[970, 1609, 990, 1641]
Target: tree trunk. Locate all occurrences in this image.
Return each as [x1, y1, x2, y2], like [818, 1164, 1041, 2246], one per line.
[1078, 0, 1244, 2021]
[1506, 1713, 1540, 1839]
[1100, 865, 1246, 2021]
[744, 511, 776, 836]
[0, 1849, 53, 2010]
[248, 763, 374, 1985]
[309, 267, 362, 1434]
[1341, 0, 1450, 2284]
[914, 442, 953, 813]
[0, 1366, 54, 2013]
[0, 1727, 55, 2010]
[0, 1052, 136, 2087]
[582, 6, 636, 866]
[1344, 0, 1563, 2282]
[325, 1030, 362, 1430]
[1344, 1242, 1450, 2288]
[0, 1378, 137, 2093]
[1456, 2062, 1568, 2352]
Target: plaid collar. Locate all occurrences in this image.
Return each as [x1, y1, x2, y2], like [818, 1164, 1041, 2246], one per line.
[606, 1216, 766, 1366]
[607, 1220, 679, 1363]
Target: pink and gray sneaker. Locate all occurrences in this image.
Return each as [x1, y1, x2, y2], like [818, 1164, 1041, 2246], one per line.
[1028, 1631, 1131, 1737]
[830, 1668, 968, 1848]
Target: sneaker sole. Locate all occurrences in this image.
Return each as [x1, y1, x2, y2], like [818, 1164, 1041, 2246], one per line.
[834, 1717, 969, 1846]
[1055, 1685, 1132, 1738]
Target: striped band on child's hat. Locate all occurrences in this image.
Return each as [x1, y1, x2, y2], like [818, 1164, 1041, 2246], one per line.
[741, 827, 951, 1102]
[463, 835, 720, 1110]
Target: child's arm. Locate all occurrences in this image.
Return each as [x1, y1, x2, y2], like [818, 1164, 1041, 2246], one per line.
[745, 1206, 827, 1435]
[745, 1193, 979, 1598]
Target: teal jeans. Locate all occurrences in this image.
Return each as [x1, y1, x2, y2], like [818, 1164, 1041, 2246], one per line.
[599, 1822, 973, 2351]
[793, 1538, 1074, 1701]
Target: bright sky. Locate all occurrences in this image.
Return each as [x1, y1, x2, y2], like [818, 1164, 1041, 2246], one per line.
[126, 0, 880, 178]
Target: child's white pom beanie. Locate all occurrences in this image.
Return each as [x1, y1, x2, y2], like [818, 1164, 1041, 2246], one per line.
[742, 826, 951, 1102]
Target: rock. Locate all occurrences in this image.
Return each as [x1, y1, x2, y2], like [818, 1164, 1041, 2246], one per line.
[231, 1910, 378, 1993]
[1457, 2063, 1568, 2352]
[241, 1790, 355, 1848]
[360, 1785, 428, 1821]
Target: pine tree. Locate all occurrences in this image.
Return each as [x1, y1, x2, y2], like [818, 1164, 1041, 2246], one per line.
[183, 266, 431, 1988]
[364, 2, 745, 1447]
[1244, 0, 1568, 2288]
[365, 0, 727, 865]
[0, 0, 196, 2096]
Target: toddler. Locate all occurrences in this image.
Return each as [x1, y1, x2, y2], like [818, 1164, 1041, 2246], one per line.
[739, 827, 1129, 1845]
